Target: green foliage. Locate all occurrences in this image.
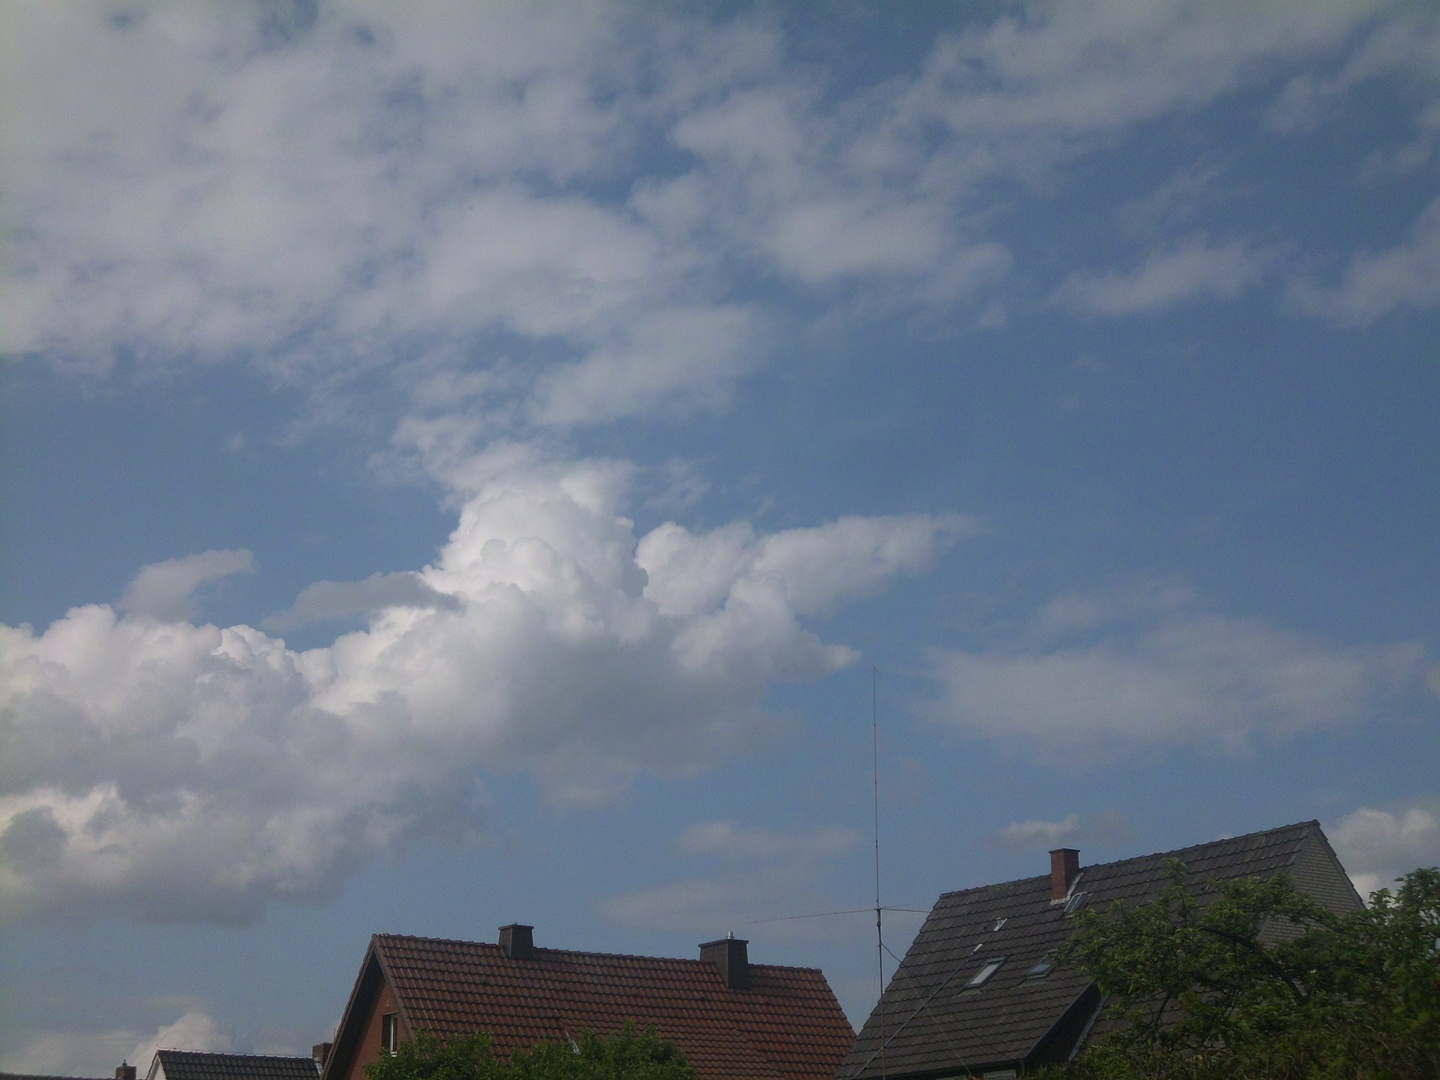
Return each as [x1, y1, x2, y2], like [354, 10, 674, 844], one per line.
[364, 1023, 696, 1080]
[1038, 864, 1440, 1080]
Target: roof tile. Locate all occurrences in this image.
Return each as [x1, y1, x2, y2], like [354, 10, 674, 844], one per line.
[373, 936, 855, 1080]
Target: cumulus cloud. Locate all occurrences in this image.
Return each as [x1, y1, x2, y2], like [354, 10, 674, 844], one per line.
[1054, 240, 1275, 316]
[1329, 802, 1440, 899]
[989, 809, 1135, 852]
[134, 1010, 235, 1058]
[118, 549, 256, 621]
[924, 579, 1431, 758]
[0, 453, 961, 924]
[0, 1011, 231, 1076]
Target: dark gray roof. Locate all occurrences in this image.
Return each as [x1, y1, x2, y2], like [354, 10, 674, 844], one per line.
[152, 1053, 318, 1080]
[839, 820, 1357, 1079]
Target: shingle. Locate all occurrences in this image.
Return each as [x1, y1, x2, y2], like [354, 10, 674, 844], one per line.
[838, 821, 1344, 1078]
[373, 936, 855, 1080]
[152, 1053, 319, 1080]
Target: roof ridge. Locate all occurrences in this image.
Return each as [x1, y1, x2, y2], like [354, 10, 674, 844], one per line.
[150, 1059, 311, 1065]
[936, 820, 1319, 900]
[374, 933, 824, 971]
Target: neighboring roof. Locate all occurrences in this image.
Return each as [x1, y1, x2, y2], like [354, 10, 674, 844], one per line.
[148, 1052, 319, 1080]
[325, 934, 855, 1080]
[839, 820, 1361, 1079]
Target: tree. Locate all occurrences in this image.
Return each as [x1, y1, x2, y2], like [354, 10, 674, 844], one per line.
[1042, 864, 1440, 1080]
[364, 1024, 697, 1080]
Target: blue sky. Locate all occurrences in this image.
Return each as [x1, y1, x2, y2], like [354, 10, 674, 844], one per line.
[2, 0, 1439, 1068]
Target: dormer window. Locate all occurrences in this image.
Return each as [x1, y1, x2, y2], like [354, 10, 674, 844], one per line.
[966, 957, 1005, 988]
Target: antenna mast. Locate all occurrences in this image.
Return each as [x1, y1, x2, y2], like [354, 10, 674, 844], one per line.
[873, 666, 886, 1080]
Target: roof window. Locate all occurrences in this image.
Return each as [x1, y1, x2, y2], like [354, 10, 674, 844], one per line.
[1063, 891, 1089, 915]
[965, 956, 1005, 988]
[1025, 951, 1057, 979]
[992, 917, 1007, 931]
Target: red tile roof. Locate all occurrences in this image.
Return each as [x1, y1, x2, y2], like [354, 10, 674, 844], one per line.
[362, 935, 854, 1080]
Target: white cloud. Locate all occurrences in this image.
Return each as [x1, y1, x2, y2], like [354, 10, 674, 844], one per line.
[0, 452, 961, 924]
[118, 549, 256, 621]
[1055, 240, 1275, 316]
[0, 1010, 230, 1076]
[1288, 196, 1440, 325]
[989, 809, 1134, 852]
[1329, 802, 1440, 899]
[134, 1010, 235, 1058]
[925, 581, 1430, 757]
[2, 1, 1422, 434]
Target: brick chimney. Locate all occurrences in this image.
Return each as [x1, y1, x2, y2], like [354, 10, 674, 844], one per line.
[499, 923, 535, 960]
[700, 932, 749, 990]
[116, 1064, 137, 1080]
[1050, 848, 1080, 900]
[312, 1043, 332, 1069]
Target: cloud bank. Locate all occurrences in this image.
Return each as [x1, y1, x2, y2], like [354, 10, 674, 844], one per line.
[0, 453, 962, 925]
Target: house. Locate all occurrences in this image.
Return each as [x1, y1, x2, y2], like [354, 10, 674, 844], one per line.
[320, 926, 855, 1080]
[837, 820, 1363, 1080]
[143, 1052, 319, 1080]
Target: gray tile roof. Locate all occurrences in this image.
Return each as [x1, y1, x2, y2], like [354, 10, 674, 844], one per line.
[152, 1053, 319, 1080]
[838, 820, 1358, 1078]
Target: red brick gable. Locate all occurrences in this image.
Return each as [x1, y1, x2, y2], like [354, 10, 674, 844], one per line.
[323, 934, 854, 1080]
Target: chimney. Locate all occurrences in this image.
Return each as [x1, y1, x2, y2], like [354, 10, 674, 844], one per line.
[699, 932, 749, 990]
[312, 1043, 332, 1069]
[499, 923, 535, 960]
[1050, 848, 1080, 901]
[116, 1064, 137, 1080]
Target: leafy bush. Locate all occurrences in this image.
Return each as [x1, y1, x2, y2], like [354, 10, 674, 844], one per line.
[1037, 865, 1440, 1080]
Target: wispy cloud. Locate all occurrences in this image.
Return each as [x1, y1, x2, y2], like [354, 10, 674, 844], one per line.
[1, 1, 1428, 447]
[118, 549, 256, 621]
[1288, 196, 1440, 325]
[1054, 240, 1276, 316]
[601, 820, 863, 939]
[988, 809, 1134, 852]
[263, 571, 461, 632]
[924, 578, 1431, 758]
[678, 820, 862, 862]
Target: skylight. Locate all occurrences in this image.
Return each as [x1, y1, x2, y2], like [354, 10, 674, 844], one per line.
[1025, 951, 1057, 979]
[966, 957, 1005, 988]
[1063, 891, 1089, 914]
